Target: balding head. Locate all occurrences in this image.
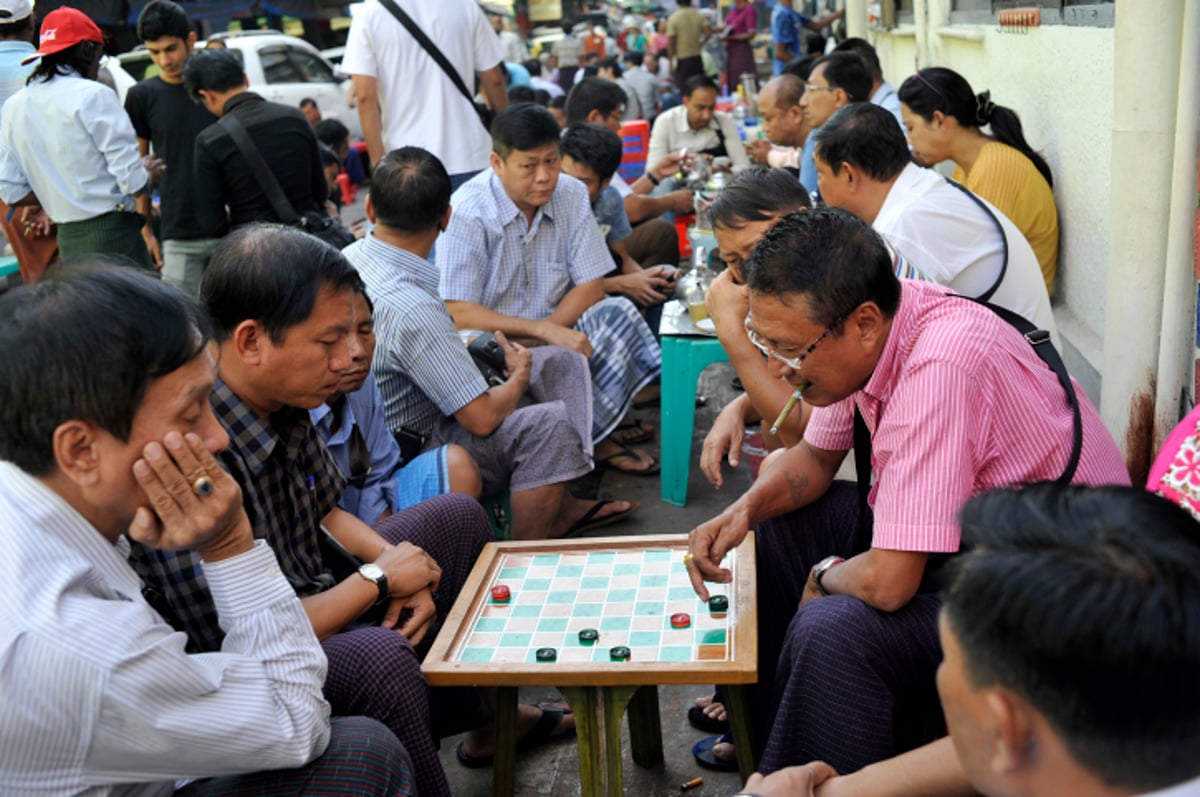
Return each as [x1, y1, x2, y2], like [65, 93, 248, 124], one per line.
[759, 74, 808, 148]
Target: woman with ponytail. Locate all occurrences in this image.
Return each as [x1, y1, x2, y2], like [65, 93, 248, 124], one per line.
[898, 67, 1059, 295]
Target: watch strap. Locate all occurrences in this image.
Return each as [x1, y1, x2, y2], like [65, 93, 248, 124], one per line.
[812, 555, 844, 596]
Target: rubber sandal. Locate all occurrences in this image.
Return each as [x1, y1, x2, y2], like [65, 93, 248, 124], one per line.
[455, 705, 575, 769]
[687, 703, 730, 733]
[597, 443, 660, 476]
[610, 418, 656, 446]
[692, 733, 739, 772]
[568, 498, 640, 535]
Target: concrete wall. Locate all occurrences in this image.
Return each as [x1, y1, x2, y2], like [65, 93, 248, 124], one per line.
[868, 22, 1115, 403]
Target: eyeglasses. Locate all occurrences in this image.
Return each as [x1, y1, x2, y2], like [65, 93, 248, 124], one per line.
[803, 83, 839, 94]
[744, 313, 840, 370]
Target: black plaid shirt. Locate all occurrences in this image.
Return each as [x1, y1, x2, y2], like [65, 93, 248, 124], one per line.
[128, 378, 346, 652]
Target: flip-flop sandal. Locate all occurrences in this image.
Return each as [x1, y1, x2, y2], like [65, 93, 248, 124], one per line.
[567, 498, 640, 535]
[455, 705, 575, 769]
[597, 443, 660, 476]
[687, 704, 730, 733]
[610, 418, 656, 446]
[691, 733, 739, 772]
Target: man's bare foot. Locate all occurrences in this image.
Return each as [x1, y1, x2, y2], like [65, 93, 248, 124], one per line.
[460, 703, 575, 760]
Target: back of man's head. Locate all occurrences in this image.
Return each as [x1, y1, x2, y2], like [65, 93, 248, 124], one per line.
[0, 264, 208, 476]
[182, 48, 245, 99]
[781, 53, 817, 82]
[371, 147, 451, 233]
[137, 0, 189, 42]
[811, 51, 872, 103]
[314, 118, 349, 151]
[599, 55, 622, 78]
[623, 50, 643, 68]
[813, 102, 910, 182]
[711, 168, 811, 231]
[523, 57, 542, 77]
[560, 123, 623, 183]
[565, 76, 627, 125]
[201, 224, 362, 344]
[948, 484, 1200, 794]
[833, 37, 883, 84]
[762, 73, 804, 110]
[492, 102, 561, 159]
[745, 207, 900, 326]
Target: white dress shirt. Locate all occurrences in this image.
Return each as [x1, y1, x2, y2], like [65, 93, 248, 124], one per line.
[0, 462, 331, 796]
[1141, 776, 1200, 797]
[647, 104, 751, 172]
[0, 70, 147, 223]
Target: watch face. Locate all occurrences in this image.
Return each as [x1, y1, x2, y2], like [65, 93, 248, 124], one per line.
[360, 563, 384, 581]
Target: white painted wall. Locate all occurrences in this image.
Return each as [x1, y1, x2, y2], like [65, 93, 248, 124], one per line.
[868, 23, 1115, 401]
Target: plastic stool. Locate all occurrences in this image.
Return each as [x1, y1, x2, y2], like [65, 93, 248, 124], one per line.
[660, 335, 730, 506]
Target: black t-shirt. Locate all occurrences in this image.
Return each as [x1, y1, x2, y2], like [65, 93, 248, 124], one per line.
[124, 76, 218, 241]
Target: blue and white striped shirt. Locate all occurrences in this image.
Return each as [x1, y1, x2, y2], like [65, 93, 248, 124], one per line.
[436, 170, 613, 320]
[345, 234, 489, 438]
[0, 462, 330, 795]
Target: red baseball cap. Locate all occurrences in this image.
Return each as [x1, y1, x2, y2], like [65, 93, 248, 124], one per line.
[21, 7, 103, 66]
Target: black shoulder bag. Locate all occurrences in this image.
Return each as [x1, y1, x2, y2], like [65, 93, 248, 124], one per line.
[375, 0, 493, 132]
[219, 114, 355, 249]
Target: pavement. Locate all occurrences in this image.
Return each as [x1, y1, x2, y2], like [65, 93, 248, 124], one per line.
[438, 361, 756, 797]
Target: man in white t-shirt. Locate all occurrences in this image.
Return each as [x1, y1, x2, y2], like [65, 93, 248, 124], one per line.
[342, 0, 508, 186]
[812, 102, 1055, 335]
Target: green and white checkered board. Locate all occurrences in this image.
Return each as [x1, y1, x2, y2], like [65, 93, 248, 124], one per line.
[451, 546, 737, 665]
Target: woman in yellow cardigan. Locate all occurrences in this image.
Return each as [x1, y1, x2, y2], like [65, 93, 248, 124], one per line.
[898, 67, 1059, 296]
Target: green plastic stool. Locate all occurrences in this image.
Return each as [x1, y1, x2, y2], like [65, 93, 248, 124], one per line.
[660, 335, 729, 507]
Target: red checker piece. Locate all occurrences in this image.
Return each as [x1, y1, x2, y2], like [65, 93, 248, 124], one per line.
[670, 612, 691, 628]
[491, 585, 511, 602]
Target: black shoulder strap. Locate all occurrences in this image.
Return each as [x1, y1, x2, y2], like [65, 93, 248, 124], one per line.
[853, 404, 872, 534]
[219, 113, 298, 224]
[944, 177, 1007, 304]
[375, 0, 489, 131]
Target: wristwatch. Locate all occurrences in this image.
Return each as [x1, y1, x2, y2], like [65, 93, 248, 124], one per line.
[357, 562, 388, 605]
[811, 555, 845, 596]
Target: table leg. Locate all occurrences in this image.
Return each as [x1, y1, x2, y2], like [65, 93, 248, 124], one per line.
[561, 685, 641, 797]
[491, 685, 519, 796]
[627, 685, 663, 767]
[722, 683, 756, 783]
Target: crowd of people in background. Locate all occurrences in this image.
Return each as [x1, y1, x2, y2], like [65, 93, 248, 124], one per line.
[3, 1, 1199, 797]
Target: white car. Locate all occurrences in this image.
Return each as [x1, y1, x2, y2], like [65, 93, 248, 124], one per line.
[204, 32, 360, 139]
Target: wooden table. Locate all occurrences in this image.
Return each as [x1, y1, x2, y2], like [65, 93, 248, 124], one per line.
[423, 533, 758, 796]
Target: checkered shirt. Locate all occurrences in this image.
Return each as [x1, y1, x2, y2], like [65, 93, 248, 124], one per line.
[436, 171, 613, 320]
[128, 378, 345, 652]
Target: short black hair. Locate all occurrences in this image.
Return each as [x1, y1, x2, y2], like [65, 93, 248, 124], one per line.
[948, 484, 1200, 793]
[182, 48, 245, 101]
[492, 102, 561, 159]
[549, 94, 567, 110]
[314, 118, 349, 149]
[813, 103, 911, 182]
[565, 76, 627, 125]
[370, 146, 451, 233]
[781, 54, 817, 82]
[833, 37, 883, 83]
[711, 168, 811, 230]
[137, 0, 190, 42]
[0, 15, 33, 39]
[523, 58, 542, 77]
[598, 55, 622, 77]
[508, 85, 536, 104]
[683, 73, 718, 98]
[744, 207, 900, 327]
[623, 50, 644, 67]
[318, 143, 340, 169]
[0, 264, 210, 475]
[560, 123, 623, 183]
[811, 51, 872, 103]
[532, 88, 551, 107]
[299, 97, 317, 109]
[200, 224, 363, 344]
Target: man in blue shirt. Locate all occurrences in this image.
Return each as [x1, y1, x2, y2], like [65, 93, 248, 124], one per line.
[770, 0, 843, 75]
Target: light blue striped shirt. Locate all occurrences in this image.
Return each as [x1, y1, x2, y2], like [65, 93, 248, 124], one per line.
[0, 69, 147, 222]
[344, 234, 489, 438]
[0, 462, 331, 795]
[436, 170, 613, 320]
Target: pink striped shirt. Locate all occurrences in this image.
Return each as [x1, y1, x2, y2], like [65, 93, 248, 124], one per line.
[805, 280, 1130, 553]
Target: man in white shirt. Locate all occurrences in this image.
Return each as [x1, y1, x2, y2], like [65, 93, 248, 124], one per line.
[813, 102, 1055, 335]
[0, 265, 413, 795]
[342, 0, 508, 186]
[648, 74, 751, 177]
[740, 484, 1200, 797]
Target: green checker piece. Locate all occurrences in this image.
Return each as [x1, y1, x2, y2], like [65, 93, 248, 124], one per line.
[709, 595, 730, 612]
[474, 618, 506, 633]
[461, 648, 494, 663]
[499, 632, 532, 647]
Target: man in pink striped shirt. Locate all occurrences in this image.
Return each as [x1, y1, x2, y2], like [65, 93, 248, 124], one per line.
[684, 208, 1129, 776]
